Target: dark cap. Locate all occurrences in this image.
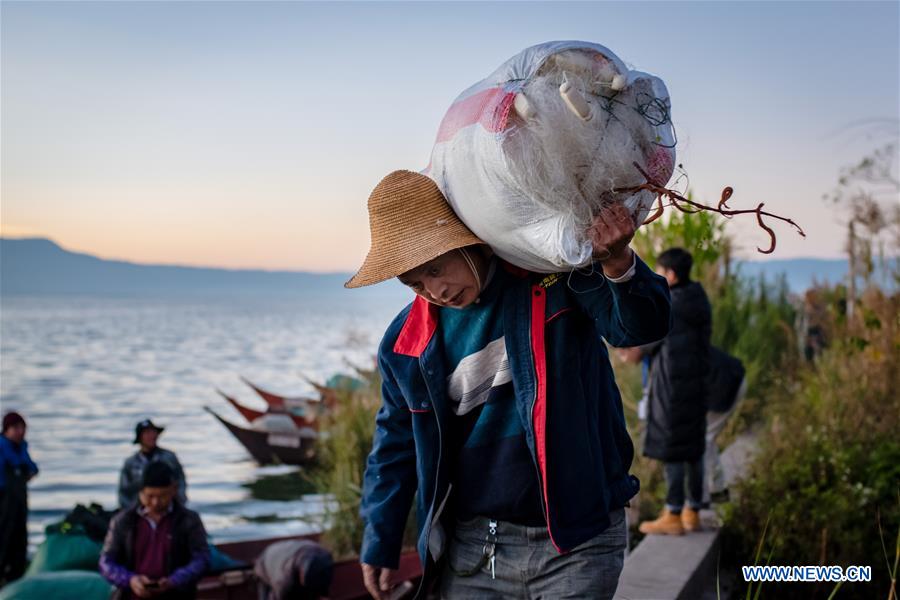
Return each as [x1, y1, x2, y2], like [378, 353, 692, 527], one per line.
[2, 412, 26, 432]
[142, 461, 174, 489]
[133, 419, 165, 444]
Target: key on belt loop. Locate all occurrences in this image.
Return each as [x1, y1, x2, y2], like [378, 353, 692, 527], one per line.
[486, 520, 498, 579]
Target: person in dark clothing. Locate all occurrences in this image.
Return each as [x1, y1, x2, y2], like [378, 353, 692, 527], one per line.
[100, 462, 209, 599]
[254, 539, 333, 600]
[627, 248, 711, 535]
[119, 419, 187, 509]
[0, 412, 39, 585]
[703, 347, 746, 505]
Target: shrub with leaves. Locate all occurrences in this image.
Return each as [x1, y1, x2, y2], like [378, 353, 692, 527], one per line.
[310, 369, 418, 560]
[724, 286, 900, 599]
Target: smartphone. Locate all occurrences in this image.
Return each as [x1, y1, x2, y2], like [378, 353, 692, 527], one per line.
[145, 581, 160, 590]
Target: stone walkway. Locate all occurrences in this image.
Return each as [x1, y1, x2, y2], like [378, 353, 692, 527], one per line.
[614, 431, 760, 600]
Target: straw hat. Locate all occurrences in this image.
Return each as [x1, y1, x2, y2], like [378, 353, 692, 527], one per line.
[345, 170, 483, 288]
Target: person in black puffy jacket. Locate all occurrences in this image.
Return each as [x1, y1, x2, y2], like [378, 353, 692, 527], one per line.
[632, 248, 711, 535]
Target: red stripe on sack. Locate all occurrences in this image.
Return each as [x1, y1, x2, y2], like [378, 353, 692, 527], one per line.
[408, 408, 431, 413]
[546, 308, 573, 324]
[530, 285, 563, 553]
[434, 88, 516, 144]
[394, 296, 438, 358]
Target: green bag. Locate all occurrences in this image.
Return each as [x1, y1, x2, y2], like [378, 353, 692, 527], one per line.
[25, 525, 102, 575]
[326, 373, 365, 391]
[0, 571, 112, 600]
[207, 542, 245, 572]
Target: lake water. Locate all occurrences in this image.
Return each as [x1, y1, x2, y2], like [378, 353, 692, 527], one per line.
[0, 287, 411, 549]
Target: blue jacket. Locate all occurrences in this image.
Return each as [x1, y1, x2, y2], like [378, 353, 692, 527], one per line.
[359, 256, 671, 575]
[0, 435, 39, 489]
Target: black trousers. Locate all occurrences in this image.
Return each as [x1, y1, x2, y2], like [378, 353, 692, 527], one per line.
[664, 459, 704, 512]
[0, 482, 29, 583]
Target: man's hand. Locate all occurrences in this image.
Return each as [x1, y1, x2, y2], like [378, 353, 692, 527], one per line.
[129, 575, 153, 599]
[587, 203, 637, 278]
[155, 577, 171, 593]
[361, 563, 395, 600]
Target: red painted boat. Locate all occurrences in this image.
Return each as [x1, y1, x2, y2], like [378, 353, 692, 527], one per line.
[240, 376, 318, 412]
[304, 378, 340, 411]
[205, 407, 317, 466]
[197, 534, 422, 599]
[217, 389, 317, 430]
[302, 371, 373, 411]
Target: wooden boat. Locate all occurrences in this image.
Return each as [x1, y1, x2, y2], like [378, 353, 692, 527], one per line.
[216, 389, 318, 430]
[240, 376, 318, 412]
[204, 407, 317, 466]
[302, 371, 371, 411]
[197, 533, 422, 599]
[303, 378, 340, 411]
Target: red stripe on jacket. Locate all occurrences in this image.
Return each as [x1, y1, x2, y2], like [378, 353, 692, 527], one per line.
[530, 284, 563, 552]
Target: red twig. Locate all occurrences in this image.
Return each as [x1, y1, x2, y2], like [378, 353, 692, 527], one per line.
[617, 162, 806, 254]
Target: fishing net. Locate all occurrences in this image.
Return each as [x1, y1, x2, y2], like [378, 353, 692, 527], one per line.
[428, 41, 676, 272]
[25, 527, 102, 575]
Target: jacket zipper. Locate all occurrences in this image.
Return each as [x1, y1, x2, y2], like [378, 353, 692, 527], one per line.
[417, 356, 443, 595]
[529, 360, 549, 525]
[529, 284, 564, 553]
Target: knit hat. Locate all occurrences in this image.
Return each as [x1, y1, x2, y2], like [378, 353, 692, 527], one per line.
[142, 461, 174, 489]
[345, 170, 483, 288]
[2, 412, 25, 432]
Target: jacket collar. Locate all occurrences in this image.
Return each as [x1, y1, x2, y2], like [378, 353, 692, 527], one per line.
[393, 296, 439, 358]
[392, 259, 530, 359]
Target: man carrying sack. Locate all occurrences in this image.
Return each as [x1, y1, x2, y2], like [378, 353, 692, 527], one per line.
[346, 170, 671, 599]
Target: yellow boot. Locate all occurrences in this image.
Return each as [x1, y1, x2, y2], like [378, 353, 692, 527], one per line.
[638, 509, 685, 535]
[681, 507, 701, 532]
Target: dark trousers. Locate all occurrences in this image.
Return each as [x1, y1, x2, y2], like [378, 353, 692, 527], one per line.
[0, 487, 28, 583]
[664, 459, 704, 512]
[439, 509, 627, 599]
[257, 582, 272, 600]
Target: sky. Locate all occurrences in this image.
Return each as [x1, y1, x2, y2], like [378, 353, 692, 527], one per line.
[2, 1, 898, 272]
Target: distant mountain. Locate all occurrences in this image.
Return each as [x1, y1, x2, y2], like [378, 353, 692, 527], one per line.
[0, 237, 878, 296]
[736, 258, 849, 292]
[0, 237, 405, 296]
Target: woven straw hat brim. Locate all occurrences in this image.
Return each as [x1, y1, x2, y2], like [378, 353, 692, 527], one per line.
[345, 171, 483, 289]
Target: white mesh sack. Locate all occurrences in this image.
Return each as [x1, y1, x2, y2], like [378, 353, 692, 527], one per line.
[427, 40, 676, 272]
